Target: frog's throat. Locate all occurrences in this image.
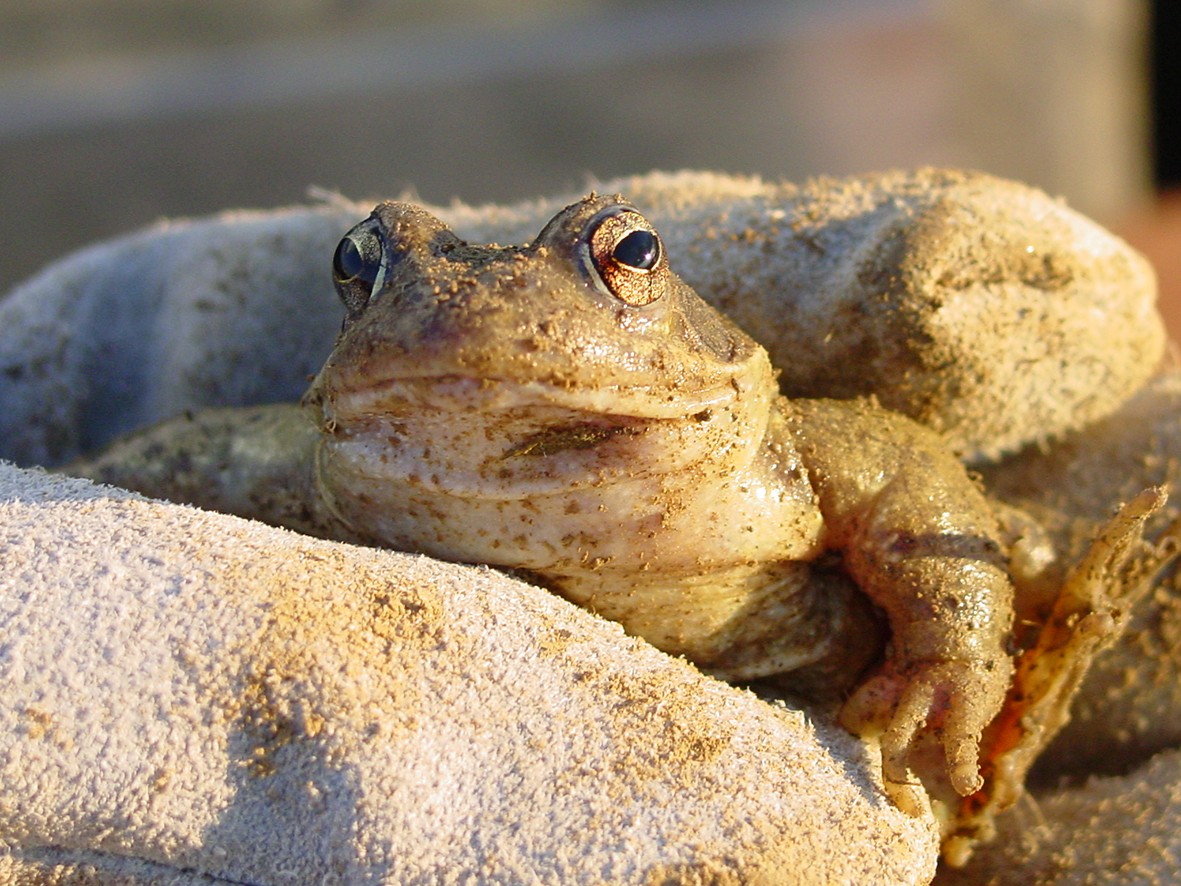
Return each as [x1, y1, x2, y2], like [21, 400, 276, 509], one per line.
[312, 401, 761, 503]
[308, 368, 777, 514]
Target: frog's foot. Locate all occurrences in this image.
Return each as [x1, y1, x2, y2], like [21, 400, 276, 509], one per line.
[840, 657, 1008, 817]
[943, 487, 1180, 865]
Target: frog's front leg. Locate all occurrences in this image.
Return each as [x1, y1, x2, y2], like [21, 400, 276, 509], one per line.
[785, 399, 1014, 815]
[63, 404, 353, 542]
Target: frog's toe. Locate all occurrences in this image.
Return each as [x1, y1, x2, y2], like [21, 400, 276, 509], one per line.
[840, 669, 934, 811]
[937, 703, 987, 797]
[838, 670, 905, 737]
[925, 661, 1011, 795]
[841, 660, 1008, 812]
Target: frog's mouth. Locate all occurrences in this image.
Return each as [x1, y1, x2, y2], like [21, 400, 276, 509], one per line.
[310, 371, 768, 498]
[316, 370, 750, 426]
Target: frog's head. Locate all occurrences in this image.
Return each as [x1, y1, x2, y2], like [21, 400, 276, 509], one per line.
[306, 195, 776, 499]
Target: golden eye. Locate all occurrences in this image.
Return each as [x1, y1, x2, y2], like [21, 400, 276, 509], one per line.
[587, 209, 666, 306]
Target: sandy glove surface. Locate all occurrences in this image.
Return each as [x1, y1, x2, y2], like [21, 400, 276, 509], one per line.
[0, 463, 937, 885]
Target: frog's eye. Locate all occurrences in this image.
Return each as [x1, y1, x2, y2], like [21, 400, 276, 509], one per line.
[332, 219, 387, 317]
[613, 229, 661, 270]
[586, 209, 666, 307]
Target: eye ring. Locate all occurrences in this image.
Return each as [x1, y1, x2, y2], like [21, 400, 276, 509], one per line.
[586, 208, 667, 306]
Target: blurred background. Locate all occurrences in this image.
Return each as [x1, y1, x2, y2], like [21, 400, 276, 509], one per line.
[1, 0, 1177, 333]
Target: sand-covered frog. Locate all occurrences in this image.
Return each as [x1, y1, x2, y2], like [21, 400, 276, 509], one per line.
[69, 195, 1172, 858]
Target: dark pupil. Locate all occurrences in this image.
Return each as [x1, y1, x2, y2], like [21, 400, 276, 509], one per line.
[333, 235, 379, 284]
[612, 229, 659, 270]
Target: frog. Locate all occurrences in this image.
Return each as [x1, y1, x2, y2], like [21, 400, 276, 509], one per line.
[67, 194, 1173, 860]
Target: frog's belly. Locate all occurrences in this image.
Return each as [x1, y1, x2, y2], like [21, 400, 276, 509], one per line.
[318, 431, 855, 680]
[558, 558, 847, 674]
